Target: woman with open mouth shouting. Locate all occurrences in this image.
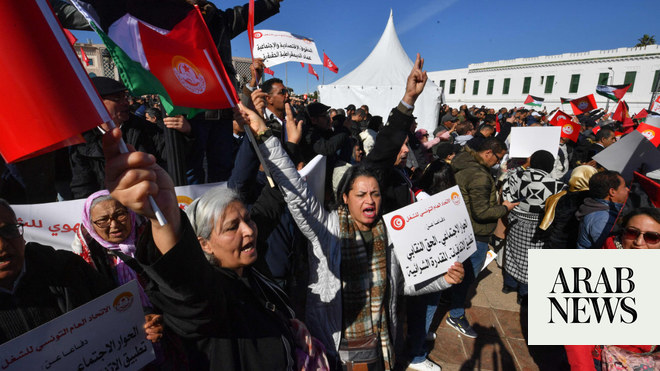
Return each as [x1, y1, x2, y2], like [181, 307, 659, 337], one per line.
[236, 93, 465, 371]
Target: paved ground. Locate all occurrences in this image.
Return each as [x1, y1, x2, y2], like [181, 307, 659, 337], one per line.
[420, 261, 570, 371]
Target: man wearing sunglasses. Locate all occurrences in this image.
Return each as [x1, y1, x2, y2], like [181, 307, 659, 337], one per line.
[0, 199, 110, 343]
[576, 170, 630, 249]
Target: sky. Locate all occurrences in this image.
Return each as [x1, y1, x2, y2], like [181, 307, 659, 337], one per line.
[73, 0, 660, 95]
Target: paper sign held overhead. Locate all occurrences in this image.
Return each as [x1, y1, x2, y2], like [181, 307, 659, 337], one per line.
[383, 185, 476, 286]
[508, 127, 561, 159]
[252, 30, 322, 68]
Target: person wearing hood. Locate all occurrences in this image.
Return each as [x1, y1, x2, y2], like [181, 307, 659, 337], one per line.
[540, 165, 598, 249]
[501, 150, 566, 303]
[447, 137, 518, 338]
[576, 170, 629, 249]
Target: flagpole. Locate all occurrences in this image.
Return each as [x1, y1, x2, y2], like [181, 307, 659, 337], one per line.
[285, 63, 288, 88]
[306, 71, 309, 97]
[322, 49, 325, 85]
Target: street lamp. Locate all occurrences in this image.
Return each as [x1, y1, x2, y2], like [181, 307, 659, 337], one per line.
[606, 67, 614, 111]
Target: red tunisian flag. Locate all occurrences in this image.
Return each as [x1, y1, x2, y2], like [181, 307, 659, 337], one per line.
[636, 122, 660, 147]
[549, 110, 572, 126]
[263, 67, 275, 76]
[0, 0, 110, 163]
[570, 94, 597, 115]
[323, 52, 338, 73]
[138, 8, 238, 109]
[554, 119, 580, 143]
[80, 47, 90, 66]
[308, 64, 319, 80]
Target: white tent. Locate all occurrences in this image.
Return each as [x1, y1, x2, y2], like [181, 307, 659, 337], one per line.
[318, 11, 441, 133]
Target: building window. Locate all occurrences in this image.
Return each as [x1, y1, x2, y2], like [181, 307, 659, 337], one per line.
[462, 79, 466, 94]
[487, 79, 494, 95]
[472, 80, 480, 95]
[624, 71, 637, 92]
[545, 75, 555, 94]
[569, 74, 580, 93]
[522, 77, 531, 94]
[502, 78, 510, 95]
[449, 79, 456, 94]
[439, 80, 445, 91]
[598, 72, 609, 86]
[652, 70, 660, 92]
[540, 76, 544, 85]
[88, 58, 95, 66]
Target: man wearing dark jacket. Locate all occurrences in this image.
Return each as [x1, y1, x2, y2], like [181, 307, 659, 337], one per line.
[363, 54, 427, 214]
[69, 77, 167, 199]
[447, 138, 517, 338]
[0, 200, 111, 344]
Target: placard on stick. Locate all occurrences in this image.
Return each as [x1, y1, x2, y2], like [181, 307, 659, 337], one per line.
[383, 185, 476, 286]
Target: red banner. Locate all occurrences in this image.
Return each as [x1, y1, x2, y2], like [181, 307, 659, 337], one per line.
[0, 0, 110, 163]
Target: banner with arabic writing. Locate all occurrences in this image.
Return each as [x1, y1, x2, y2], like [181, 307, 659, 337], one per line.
[0, 281, 154, 371]
[384, 185, 477, 286]
[252, 29, 322, 68]
[12, 155, 326, 252]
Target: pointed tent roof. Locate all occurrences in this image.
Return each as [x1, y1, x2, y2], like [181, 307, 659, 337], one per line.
[319, 11, 440, 132]
[332, 10, 413, 87]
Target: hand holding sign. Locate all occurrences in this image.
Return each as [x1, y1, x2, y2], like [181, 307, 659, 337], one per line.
[384, 185, 477, 286]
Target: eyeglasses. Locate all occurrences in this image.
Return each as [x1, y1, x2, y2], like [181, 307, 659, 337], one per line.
[493, 152, 503, 163]
[623, 227, 660, 244]
[103, 91, 130, 102]
[93, 210, 129, 228]
[0, 223, 23, 240]
[275, 88, 289, 96]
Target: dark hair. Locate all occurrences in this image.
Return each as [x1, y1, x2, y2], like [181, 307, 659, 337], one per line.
[260, 78, 284, 94]
[145, 107, 162, 121]
[476, 137, 507, 154]
[455, 121, 473, 135]
[354, 108, 366, 119]
[589, 170, 623, 199]
[529, 150, 555, 173]
[416, 160, 457, 195]
[335, 166, 379, 208]
[595, 127, 614, 142]
[620, 207, 660, 227]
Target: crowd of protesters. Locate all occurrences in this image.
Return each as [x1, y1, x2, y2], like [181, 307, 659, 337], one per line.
[2, 1, 660, 371]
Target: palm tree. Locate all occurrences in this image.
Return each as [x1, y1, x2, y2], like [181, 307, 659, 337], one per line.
[635, 34, 656, 47]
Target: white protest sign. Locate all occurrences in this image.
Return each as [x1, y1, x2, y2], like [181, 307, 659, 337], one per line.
[0, 281, 154, 370]
[528, 250, 660, 345]
[383, 185, 476, 286]
[252, 30, 322, 68]
[298, 155, 326, 203]
[508, 126, 561, 159]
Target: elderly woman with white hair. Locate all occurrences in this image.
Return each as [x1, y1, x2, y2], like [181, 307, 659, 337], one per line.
[102, 128, 327, 370]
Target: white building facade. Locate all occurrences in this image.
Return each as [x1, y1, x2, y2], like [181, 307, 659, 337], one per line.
[428, 45, 660, 114]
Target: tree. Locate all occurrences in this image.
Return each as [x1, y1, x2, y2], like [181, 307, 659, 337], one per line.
[635, 34, 656, 47]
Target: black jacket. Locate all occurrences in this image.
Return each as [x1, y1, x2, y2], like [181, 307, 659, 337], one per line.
[0, 243, 111, 344]
[137, 214, 297, 370]
[363, 103, 416, 213]
[69, 115, 166, 199]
